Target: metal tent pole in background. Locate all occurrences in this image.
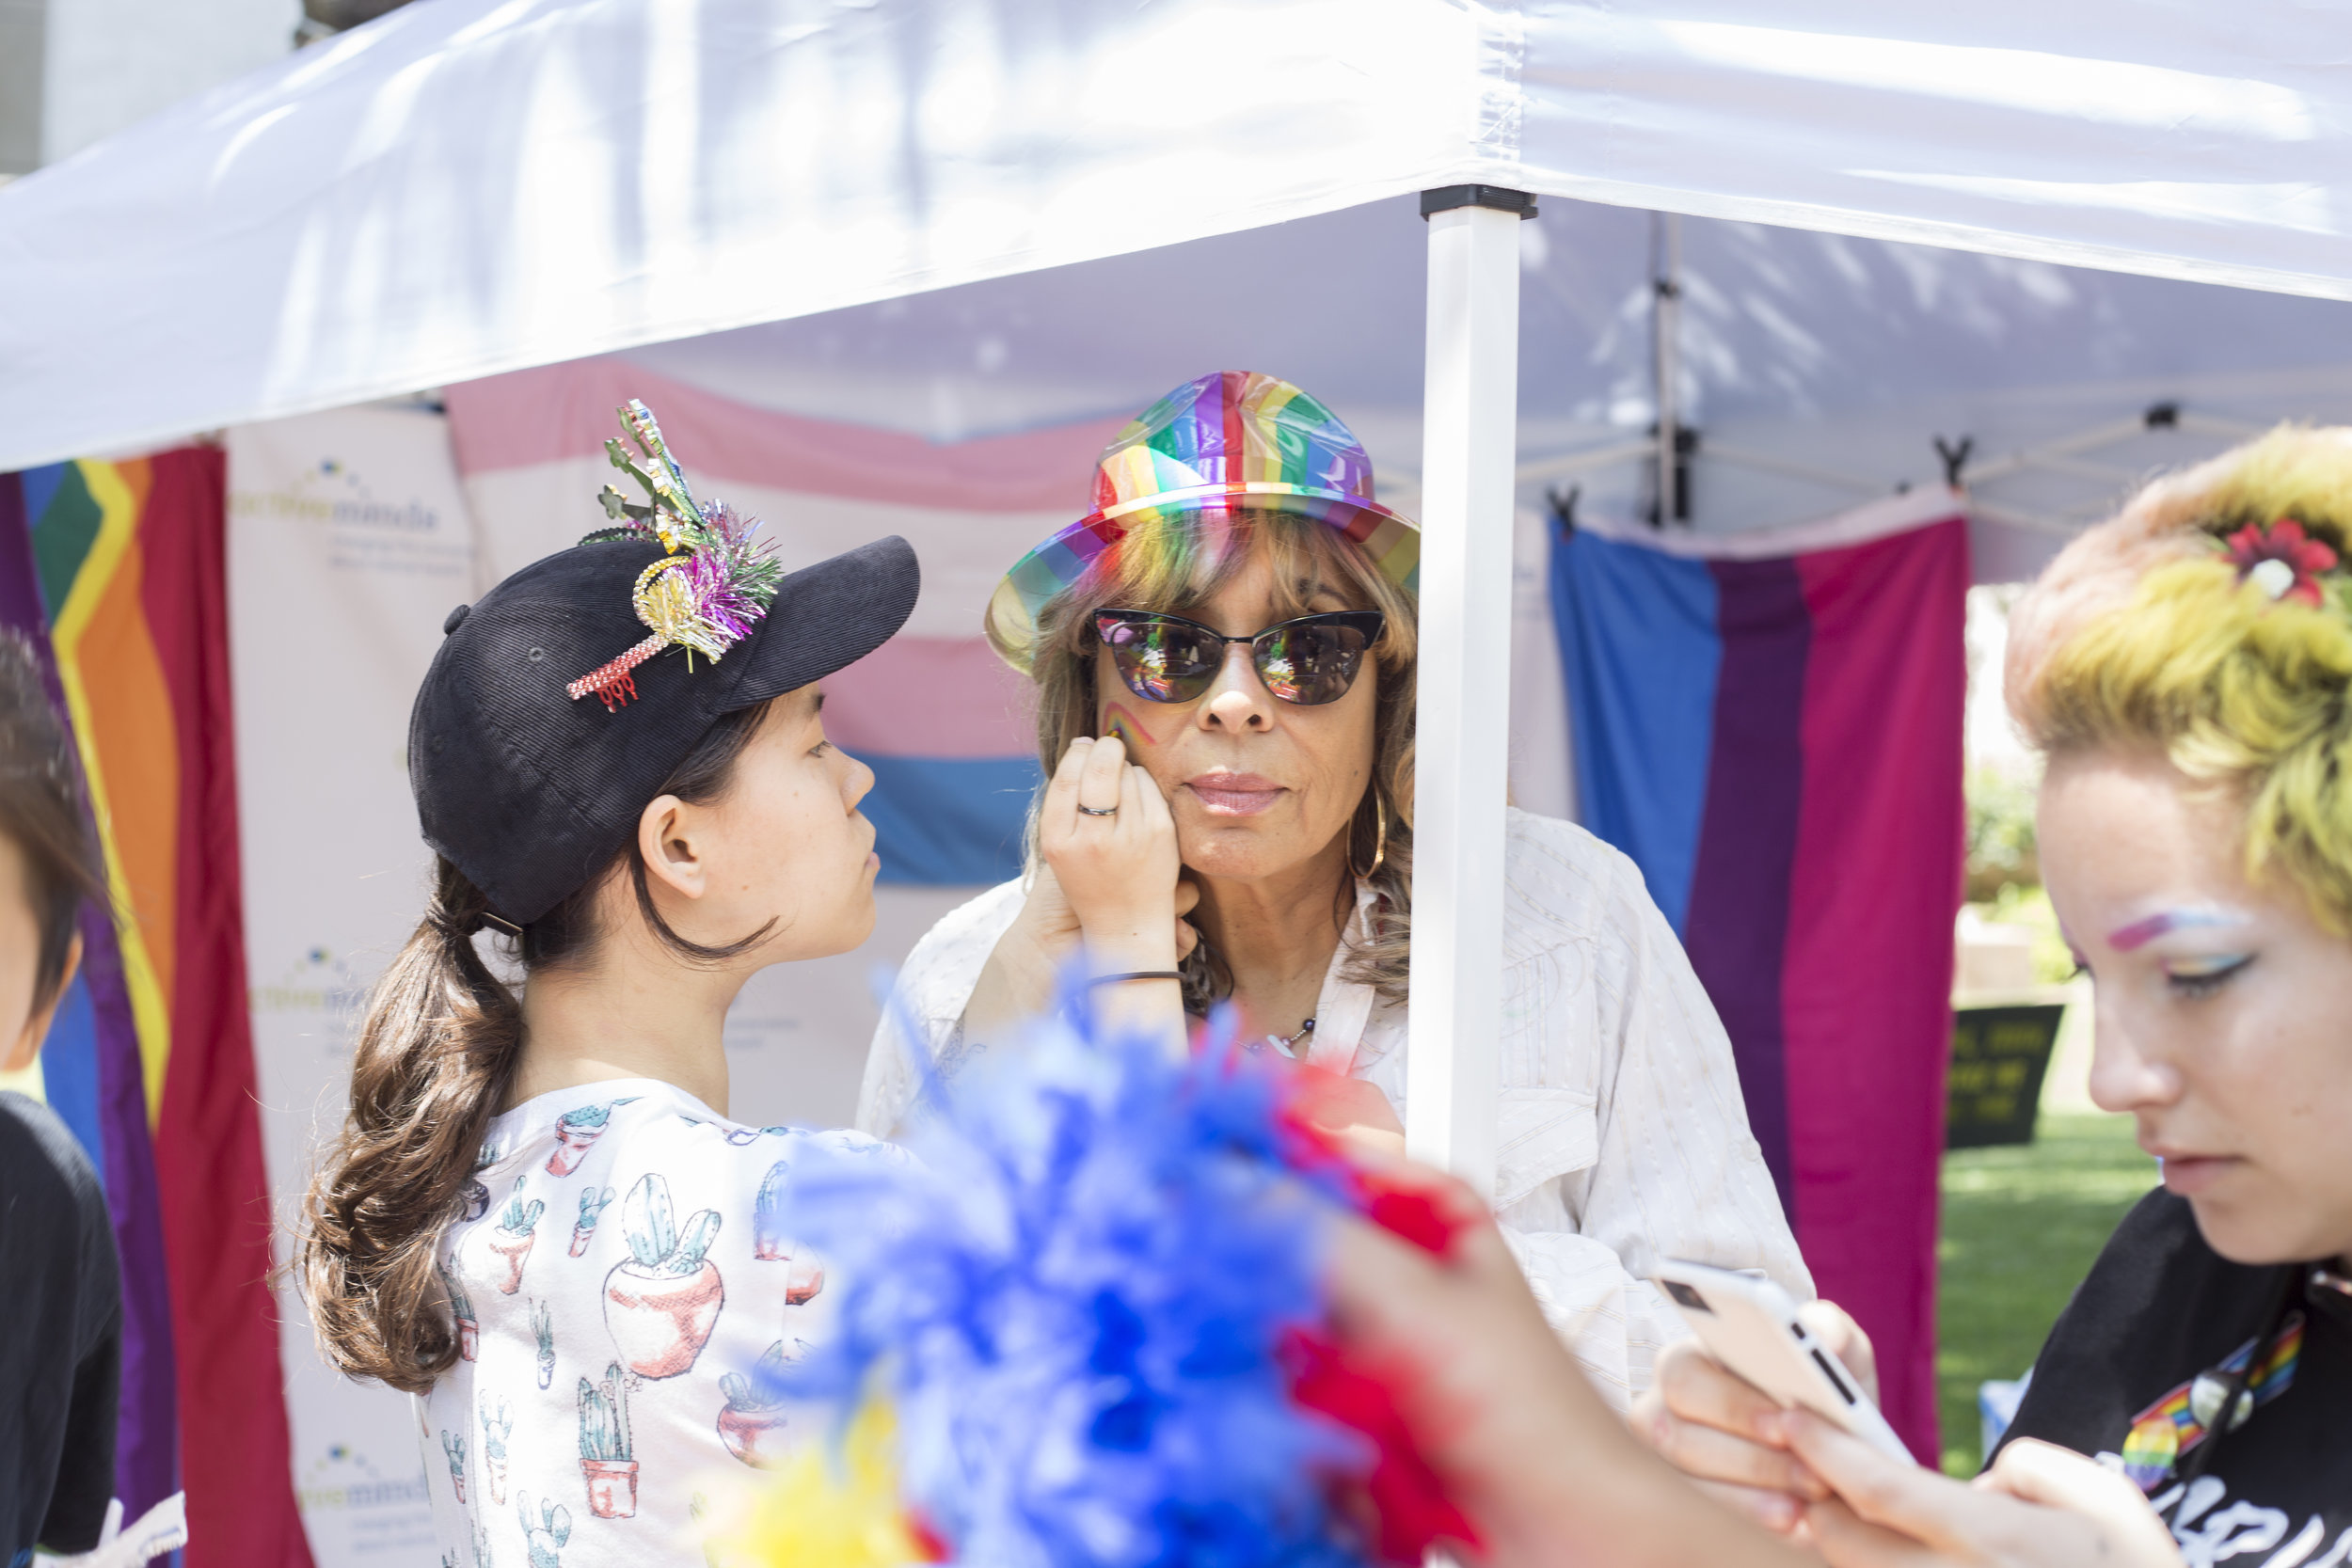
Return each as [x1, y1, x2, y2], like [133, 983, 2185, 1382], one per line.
[1406, 185, 1529, 1195]
[1653, 212, 1683, 525]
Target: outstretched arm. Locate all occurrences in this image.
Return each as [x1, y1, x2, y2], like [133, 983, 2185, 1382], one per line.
[1324, 1163, 1808, 1568]
[1323, 1161, 2181, 1568]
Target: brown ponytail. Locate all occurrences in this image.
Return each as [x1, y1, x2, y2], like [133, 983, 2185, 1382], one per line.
[298, 700, 772, 1392]
[298, 858, 523, 1391]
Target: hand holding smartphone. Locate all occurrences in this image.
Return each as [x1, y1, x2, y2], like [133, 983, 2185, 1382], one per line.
[1652, 1259, 1914, 1464]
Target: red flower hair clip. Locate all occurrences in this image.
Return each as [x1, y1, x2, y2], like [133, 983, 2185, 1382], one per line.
[2224, 518, 2339, 607]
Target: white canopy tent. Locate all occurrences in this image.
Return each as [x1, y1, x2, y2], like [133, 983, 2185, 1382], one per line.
[8, 0, 2352, 1190]
[8, 0, 2352, 470]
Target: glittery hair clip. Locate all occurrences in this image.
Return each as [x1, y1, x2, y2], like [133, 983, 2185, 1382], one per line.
[2220, 517, 2341, 609]
[566, 401, 784, 710]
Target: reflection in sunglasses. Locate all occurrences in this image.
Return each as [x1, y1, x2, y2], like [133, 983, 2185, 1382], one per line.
[1095, 609, 1384, 708]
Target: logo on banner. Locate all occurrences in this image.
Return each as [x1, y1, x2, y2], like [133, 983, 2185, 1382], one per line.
[295, 1443, 434, 1560]
[251, 945, 371, 1039]
[231, 454, 470, 579]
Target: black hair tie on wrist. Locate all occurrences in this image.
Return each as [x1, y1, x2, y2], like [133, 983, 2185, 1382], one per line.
[1085, 971, 1183, 988]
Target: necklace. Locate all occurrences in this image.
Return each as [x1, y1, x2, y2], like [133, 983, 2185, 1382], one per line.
[1263, 1017, 1316, 1059]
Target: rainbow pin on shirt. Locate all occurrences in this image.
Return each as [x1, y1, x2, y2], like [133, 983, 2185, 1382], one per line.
[2119, 1312, 2304, 1491]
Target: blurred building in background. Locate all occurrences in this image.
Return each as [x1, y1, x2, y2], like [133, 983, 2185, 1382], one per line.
[0, 0, 416, 177]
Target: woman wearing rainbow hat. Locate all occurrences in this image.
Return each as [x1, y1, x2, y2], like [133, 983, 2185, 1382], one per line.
[857, 371, 1806, 1406]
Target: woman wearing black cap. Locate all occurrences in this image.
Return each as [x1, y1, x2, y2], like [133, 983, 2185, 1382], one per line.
[296, 404, 920, 1566]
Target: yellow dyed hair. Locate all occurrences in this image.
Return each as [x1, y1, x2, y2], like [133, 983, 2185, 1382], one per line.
[2007, 426, 2352, 930]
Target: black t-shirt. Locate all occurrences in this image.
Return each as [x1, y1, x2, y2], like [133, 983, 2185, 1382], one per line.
[1998, 1187, 2352, 1560]
[0, 1092, 120, 1562]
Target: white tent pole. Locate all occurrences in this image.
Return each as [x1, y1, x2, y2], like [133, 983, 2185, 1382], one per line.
[1406, 187, 1527, 1195]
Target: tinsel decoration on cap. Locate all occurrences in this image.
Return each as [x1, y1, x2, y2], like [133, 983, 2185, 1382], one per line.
[565, 400, 785, 710]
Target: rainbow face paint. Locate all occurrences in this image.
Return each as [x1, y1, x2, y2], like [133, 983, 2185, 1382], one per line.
[2107, 908, 2250, 952]
[1102, 701, 1159, 752]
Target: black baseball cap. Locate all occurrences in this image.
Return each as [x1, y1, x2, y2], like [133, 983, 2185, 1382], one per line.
[410, 533, 919, 925]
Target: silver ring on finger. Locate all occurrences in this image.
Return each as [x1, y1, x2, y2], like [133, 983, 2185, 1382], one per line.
[1076, 802, 1120, 817]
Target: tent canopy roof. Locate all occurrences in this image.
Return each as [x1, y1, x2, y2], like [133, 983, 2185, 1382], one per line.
[608, 197, 2352, 552]
[4, 0, 2351, 472]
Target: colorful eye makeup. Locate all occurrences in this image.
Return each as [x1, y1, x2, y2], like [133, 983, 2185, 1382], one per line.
[2106, 908, 2249, 952]
[2160, 952, 2252, 981]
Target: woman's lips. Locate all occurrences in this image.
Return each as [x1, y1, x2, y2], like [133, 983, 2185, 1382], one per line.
[1185, 774, 1284, 816]
[2157, 1152, 2241, 1197]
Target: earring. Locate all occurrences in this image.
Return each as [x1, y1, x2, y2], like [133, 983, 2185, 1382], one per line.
[1348, 790, 1388, 880]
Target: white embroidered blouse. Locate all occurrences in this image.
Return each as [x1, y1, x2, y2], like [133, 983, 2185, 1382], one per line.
[854, 807, 1813, 1410]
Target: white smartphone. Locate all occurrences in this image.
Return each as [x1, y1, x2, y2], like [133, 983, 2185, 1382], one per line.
[1652, 1259, 1914, 1463]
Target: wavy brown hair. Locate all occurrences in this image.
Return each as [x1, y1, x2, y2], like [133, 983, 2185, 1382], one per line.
[1000, 507, 1417, 1008]
[297, 700, 775, 1394]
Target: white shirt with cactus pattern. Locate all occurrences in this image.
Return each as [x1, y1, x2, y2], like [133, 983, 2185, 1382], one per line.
[418, 1078, 887, 1567]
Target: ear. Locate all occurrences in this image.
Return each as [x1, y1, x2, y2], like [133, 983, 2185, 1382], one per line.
[1, 930, 80, 1074]
[635, 795, 708, 903]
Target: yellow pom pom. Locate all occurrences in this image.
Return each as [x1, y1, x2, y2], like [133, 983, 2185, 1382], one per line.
[717, 1399, 937, 1568]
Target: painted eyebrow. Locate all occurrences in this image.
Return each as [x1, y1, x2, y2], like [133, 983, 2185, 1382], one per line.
[2108, 908, 2249, 952]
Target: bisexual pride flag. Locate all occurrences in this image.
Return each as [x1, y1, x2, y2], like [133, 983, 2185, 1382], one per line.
[1553, 507, 1969, 1460]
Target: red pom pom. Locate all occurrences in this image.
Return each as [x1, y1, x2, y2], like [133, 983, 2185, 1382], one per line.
[1284, 1327, 1480, 1563]
[1260, 1058, 1485, 1558]
[1359, 1180, 1464, 1257]
[903, 1510, 952, 1563]
[1268, 1066, 1472, 1258]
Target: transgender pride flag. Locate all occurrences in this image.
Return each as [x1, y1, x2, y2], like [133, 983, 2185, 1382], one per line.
[1553, 500, 1969, 1460]
[445, 362, 1125, 888]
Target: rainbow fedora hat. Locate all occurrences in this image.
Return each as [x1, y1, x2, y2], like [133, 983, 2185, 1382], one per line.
[984, 371, 1420, 670]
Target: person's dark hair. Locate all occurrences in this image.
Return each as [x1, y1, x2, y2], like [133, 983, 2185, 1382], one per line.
[298, 699, 775, 1393]
[0, 632, 104, 1015]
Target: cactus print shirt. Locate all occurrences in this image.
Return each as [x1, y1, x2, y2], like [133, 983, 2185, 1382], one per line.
[419, 1078, 890, 1567]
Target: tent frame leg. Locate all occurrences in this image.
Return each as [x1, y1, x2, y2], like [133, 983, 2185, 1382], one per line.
[1406, 190, 1525, 1196]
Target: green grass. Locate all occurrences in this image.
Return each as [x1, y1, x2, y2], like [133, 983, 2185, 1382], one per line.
[1935, 1114, 2159, 1476]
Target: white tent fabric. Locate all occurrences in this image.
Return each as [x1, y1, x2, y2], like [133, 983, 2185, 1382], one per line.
[5, 0, 2352, 472]
[591, 195, 2352, 581]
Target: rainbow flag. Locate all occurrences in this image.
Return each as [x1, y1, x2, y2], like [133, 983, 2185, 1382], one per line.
[1552, 513, 1970, 1461]
[0, 452, 310, 1568]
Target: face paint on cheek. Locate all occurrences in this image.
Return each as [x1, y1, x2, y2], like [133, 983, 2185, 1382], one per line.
[1103, 701, 1159, 752]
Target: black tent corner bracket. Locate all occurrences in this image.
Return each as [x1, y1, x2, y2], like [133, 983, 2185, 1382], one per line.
[1933, 435, 1974, 489]
[1421, 185, 1538, 220]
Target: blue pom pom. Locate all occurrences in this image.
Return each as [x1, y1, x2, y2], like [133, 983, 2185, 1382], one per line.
[774, 975, 1373, 1568]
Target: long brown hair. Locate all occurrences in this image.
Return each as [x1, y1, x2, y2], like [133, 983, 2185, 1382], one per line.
[1012, 507, 1417, 1007]
[0, 632, 106, 1012]
[298, 700, 774, 1393]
